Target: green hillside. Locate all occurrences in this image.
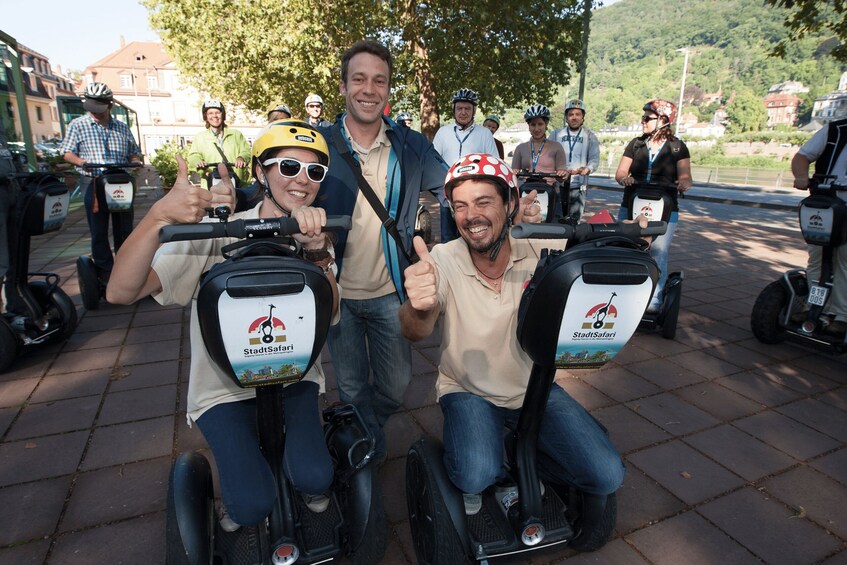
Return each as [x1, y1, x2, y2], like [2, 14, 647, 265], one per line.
[558, 0, 843, 130]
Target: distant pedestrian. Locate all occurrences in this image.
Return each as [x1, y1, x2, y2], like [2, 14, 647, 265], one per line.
[304, 94, 331, 128]
[549, 99, 600, 221]
[483, 114, 505, 159]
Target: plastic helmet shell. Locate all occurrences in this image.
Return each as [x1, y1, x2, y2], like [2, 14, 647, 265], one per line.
[643, 99, 677, 125]
[565, 98, 587, 114]
[444, 153, 517, 204]
[524, 104, 551, 122]
[452, 88, 479, 106]
[304, 94, 324, 108]
[252, 119, 330, 166]
[83, 82, 113, 102]
[267, 101, 292, 120]
[395, 112, 412, 123]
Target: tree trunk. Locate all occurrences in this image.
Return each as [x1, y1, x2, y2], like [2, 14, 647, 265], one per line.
[401, 0, 439, 140]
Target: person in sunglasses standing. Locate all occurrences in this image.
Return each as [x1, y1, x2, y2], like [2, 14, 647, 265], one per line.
[615, 99, 692, 313]
[107, 120, 340, 535]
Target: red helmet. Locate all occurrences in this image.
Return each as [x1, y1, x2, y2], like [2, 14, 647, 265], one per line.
[444, 154, 517, 204]
[643, 99, 676, 125]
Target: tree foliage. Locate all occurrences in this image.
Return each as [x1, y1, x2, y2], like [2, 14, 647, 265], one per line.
[725, 91, 768, 132]
[144, 0, 585, 137]
[767, 0, 847, 61]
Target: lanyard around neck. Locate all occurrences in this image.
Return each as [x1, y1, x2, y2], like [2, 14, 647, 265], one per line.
[564, 127, 582, 161]
[454, 125, 474, 156]
[646, 140, 666, 182]
[530, 138, 546, 171]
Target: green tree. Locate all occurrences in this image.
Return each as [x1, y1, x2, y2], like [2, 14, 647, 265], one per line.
[144, 0, 584, 139]
[767, 0, 847, 61]
[726, 91, 768, 132]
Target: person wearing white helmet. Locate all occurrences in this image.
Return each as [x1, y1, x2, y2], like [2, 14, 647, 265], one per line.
[432, 88, 498, 241]
[186, 99, 252, 187]
[61, 82, 142, 286]
[549, 99, 600, 221]
[304, 93, 331, 128]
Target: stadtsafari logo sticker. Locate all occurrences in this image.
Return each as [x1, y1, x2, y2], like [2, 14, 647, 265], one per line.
[631, 195, 665, 222]
[43, 192, 69, 231]
[218, 292, 317, 386]
[800, 206, 833, 244]
[103, 180, 133, 211]
[554, 280, 651, 368]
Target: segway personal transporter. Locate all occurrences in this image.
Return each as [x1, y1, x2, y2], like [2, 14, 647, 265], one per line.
[0, 171, 77, 372]
[751, 175, 847, 353]
[162, 210, 387, 565]
[406, 219, 666, 564]
[76, 161, 142, 310]
[515, 169, 567, 224]
[625, 182, 684, 339]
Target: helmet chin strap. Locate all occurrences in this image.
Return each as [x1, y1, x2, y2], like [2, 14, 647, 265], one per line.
[259, 165, 292, 216]
[486, 193, 519, 261]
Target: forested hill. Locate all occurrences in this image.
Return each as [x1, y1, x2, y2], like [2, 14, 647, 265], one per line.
[573, 0, 843, 129]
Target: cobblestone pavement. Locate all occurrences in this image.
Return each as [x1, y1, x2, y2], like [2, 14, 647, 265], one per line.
[0, 186, 844, 564]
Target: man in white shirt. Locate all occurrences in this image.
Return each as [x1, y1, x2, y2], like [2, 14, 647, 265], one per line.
[549, 99, 600, 222]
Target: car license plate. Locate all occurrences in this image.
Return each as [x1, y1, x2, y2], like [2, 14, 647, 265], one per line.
[808, 285, 828, 307]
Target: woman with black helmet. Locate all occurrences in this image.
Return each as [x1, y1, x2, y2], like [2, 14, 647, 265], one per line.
[615, 99, 692, 313]
[186, 99, 252, 187]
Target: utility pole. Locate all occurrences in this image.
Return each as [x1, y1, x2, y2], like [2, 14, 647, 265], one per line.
[578, 0, 592, 100]
[676, 48, 690, 135]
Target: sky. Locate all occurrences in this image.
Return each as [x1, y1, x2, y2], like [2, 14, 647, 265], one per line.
[1, 0, 160, 73]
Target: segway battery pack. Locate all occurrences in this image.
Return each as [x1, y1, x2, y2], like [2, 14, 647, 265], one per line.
[799, 193, 847, 246]
[98, 170, 135, 211]
[627, 189, 672, 223]
[19, 175, 69, 235]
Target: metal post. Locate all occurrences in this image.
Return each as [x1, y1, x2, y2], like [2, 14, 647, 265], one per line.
[578, 0, 592, 100]
[676, 48, 689, 135]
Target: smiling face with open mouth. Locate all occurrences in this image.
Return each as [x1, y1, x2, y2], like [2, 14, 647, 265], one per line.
[340, 52, 390, 128]
[450, 179, 509, 255]
[259, 147, 323, 216]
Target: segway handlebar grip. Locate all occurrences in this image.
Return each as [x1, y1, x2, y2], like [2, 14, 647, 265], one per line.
[511, 224, 574, 239]
[159, 222, 234, 242]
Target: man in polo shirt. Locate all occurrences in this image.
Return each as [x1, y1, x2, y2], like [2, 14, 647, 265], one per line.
[61, 82, 141, 285]
[398, 154, 624, 521]
[317, 41, 447, 463]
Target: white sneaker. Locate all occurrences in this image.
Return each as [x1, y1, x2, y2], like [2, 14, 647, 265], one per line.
[302, 493, 330, 513]
[219, 509, 240, 532]
[463, 493, 482, 515]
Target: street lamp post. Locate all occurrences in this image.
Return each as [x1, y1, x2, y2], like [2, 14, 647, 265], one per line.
[676, 47, 689, 135]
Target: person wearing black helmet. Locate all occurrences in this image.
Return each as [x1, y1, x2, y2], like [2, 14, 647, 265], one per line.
[432, 88, 498, 242]
[60, 82, 142, 286]
[186, 99, 252, 187]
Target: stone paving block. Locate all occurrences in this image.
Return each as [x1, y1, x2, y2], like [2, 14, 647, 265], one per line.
[0, 356, 53, 383]
[124, 321, 183, 345]
[698, 320, 756, 342]
[819, 387, 847, 412]
[379, 457, 406, 523]
[0, 406, 17, 437]
[673, 325, 728, 350]
[630, 333, 693, 357]
[716, 371, 803, 407]
[626, 511, 760, 565]
[592, 404, 671, 455]
[735, 337, 808, 362]
[408, 404, 443, 441]
[403, 370, 437, 410]
[411, 348, 436, 376]
[0, 540, 50, 564]
[108, 359, 181, 392]
[672, 381, 764, 421]
[821, 549, 847, 565]
[6, 395, 100, 440]
[416, 344, 440, 366]
[686, 302, 741, 322]
[810, 448, 847, 485]
[552, 538, 649, 564]
[0, 476, 71, 546]
[50, 512, 164, 565]
[97, 384, 178, 426]
[118, 341, 181, 366]
[556, 375, 615, 411]
[670, 349, 745, 380]
[625, 393, 720, 436]
[61, 457, 170, 531]
[626, 440, 745, 505]
[755, 363, 841, 395]
[611, 343, 658, 365]
[761, 465, 847, 539]
[626, 357, 705, 390]
[698, 487, 842, 564]
[733, 411, 842, 461]
[702, 342, 778, 372]
[0, 377, 39, 408]
[81, 416, 174, 470]
[47, 346, 121, 375]
[683, 424, 797, 482]
[790, 354, 847, 383]
[63, 328, 126, 351]
[132, 307, 185, 327]
[29, 369, 111, 403]
[615, 467, 687, 536]
[776, 397, 847, 442]
[384, 411, 424, 462]
[74, 313, 133, 333]
[0, 431, 88, 486]
[581, 366, 662, 402]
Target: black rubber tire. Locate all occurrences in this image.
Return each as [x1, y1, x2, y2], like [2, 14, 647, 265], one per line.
[660, 276, 682, 340]
[165, 454, 215, 565]
[416, 207, 433, 244]
[405, 443, 470, 565]
[568, 491, 617, 553]
[0, 319, 20, 373]
[344, 467, 388, 565]
[76, 256, 102, 311]
[751, 280, 789, 344]
[28, 282, 78, 343]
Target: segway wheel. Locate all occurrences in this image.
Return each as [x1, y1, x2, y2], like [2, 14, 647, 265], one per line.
[415, 206, 433, 245]
[660, 273, 683, 340]
[165, 452, 215, 565]
[751, 280, 788, 344]
[567, 491, 617, 553]
[76, 256, 102, 311]
[406, 441, 469, 565]
[341, 466, 388, 565]
[0, 319, 20, 373]
[28, 282, 78, 343]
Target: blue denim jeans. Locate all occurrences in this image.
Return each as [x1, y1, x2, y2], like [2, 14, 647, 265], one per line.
[196, 381, 333, 526]
[327, 293, 411, 460]
[80, 176, 134, 274]
[619, 207, 679, 309]
[439, 386, 624, 496]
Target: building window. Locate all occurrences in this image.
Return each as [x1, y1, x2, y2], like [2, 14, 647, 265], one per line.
[120, 74, 132, 89]
[36, 106, 43, 122]
[147, 75, 158, 90]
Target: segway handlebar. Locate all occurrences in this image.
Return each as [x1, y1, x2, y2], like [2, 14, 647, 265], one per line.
[515, 169, 565, 181]
[511, 220, 667, 241]
[196, 162, 236, 169]
[81, 162, 143, 169]
[159, 215, 352, 243]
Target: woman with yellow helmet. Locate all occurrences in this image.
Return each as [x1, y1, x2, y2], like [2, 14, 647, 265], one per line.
[106, 120, 339, 533]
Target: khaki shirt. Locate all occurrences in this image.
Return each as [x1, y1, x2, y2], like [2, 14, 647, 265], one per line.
[339, 117, 395, 299]
[430, 236, 564, 408]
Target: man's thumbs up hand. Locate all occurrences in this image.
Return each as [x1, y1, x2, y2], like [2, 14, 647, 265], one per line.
[404, 236, 439, 311]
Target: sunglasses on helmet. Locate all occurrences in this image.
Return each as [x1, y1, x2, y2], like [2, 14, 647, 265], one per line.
[262, 158, 328, 182]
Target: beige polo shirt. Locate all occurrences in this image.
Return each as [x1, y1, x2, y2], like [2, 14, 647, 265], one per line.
[430, 236, 565, 409]
[339, 117, 395, 299]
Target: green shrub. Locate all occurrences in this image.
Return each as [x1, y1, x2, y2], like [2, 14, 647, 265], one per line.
[149, 141, 187, 188]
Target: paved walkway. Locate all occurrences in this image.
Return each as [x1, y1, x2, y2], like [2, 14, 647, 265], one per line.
[0, 185, 845, 564]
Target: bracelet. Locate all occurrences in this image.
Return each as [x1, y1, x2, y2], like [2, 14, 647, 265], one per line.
[303, 246, 331, 262]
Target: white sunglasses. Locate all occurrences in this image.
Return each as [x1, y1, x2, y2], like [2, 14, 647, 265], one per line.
[261, 158, 328, 182]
